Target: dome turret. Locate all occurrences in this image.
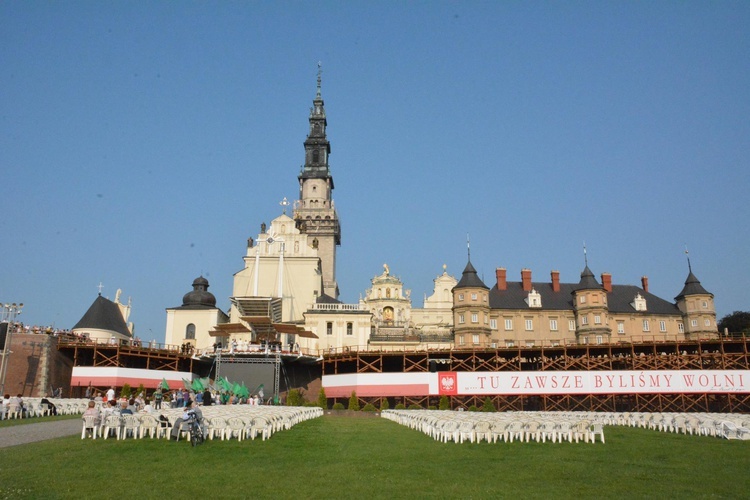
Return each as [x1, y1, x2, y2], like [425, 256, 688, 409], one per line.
[182, 276, 217, 307]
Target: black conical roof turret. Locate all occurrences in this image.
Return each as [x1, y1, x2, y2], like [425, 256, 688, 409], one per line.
[455, 260, 488, 289]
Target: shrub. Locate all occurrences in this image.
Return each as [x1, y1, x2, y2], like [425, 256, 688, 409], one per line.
[428, 405, 437, 410]
[332, 402, 345, 410]
[362, 403, 377, 412]
[380, 398, 390, 411]
[120, 384, 131, 399]
[286, 389, 304, 406]
[348, 391, 360, 411]
[481, 397, 496, 412]
[438, 395, 450, 411]
[468, 405, 479, 412]
[317, 387, 327, 409]
[407, 404, 421, 410]
[394, 403, 406, 410]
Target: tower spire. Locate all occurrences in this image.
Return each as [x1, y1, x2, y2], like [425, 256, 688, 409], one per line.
[583, 241, 588, 267]
[316, 61, 322, 99]
[685, 244, 692, 273]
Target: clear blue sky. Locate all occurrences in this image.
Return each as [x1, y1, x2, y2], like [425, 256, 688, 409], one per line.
[2, 2, 748, 341]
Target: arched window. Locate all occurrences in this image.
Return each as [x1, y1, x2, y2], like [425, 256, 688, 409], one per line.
[185, 324, 196, 340]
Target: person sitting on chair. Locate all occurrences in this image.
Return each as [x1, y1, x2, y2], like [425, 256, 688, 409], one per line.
[40, 394, 58, 416]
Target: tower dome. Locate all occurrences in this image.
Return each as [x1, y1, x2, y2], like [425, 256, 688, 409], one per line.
[182, 276, 217, 307]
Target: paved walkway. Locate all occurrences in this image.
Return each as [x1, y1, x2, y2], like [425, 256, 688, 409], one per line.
[0, 419, 81, 449]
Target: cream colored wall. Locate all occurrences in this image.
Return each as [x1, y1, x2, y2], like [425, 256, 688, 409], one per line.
[487, 307, 691, 346]
[231, 214, 323, 323]
[303, 310, 372, 352]
[165, 308, 226, 350]
[72, 327, 130, 343]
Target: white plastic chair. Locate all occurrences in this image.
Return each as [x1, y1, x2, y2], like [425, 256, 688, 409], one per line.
[81, 416, 100, 439]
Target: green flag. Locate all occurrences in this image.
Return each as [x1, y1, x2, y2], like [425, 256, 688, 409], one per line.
[159, 378, 170, 391]
[191, 378, 205, 392]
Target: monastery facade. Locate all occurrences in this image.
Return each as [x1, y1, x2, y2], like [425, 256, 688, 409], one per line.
[163, 71, 719, 355]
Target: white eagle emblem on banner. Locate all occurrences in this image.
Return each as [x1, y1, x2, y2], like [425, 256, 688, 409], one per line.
[441, 376, 455, 391]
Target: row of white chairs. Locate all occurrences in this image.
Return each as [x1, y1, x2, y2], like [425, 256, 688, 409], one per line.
[382, 410, 605, 444]
[546, 411, 750, 440]
[2, 398, 87, 420]
[383, 409, 750, 443]
[82, 405, 323, 441]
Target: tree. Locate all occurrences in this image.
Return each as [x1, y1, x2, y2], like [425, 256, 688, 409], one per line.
[439, 395, 451, 411]
[717, 311, 750, 336]
[286, 389, 304, 406]
[348, 391, 360, 411]
[380, 398, 390, 411]
[317, 387, 327, 409]
[481, 397, 496, 412]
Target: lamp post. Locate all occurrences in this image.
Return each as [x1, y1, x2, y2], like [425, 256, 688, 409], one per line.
[0, 302, 23, 395]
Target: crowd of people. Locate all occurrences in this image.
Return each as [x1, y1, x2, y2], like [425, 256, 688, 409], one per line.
[80, 384, 269, 440]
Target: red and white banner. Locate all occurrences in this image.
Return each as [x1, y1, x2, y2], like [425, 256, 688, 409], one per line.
[71, 367, 195, 389]
[323, 372, 432, 398]
[323, 370, 750, 397]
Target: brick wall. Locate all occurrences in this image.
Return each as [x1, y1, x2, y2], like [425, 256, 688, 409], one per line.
[2, 334, 73, 397]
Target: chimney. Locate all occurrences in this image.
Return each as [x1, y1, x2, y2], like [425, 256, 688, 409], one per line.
[551, 270, 560, 292]
[641, 276, 649, 293]
[521, 268, 532, 292]
[496, 268, 507, 291]
[601, 273, 612, 293]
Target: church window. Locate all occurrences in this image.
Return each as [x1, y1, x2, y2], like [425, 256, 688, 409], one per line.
[678, 322, 684, 333]
[185, 324, 195, 340]
[581, 316, 588, 326]
[569, 320, 576, 331]
[642, 320, 650, 332]
[471, 293, 477, 301]
[472, 334, 480, 344]
[346, 322, 353, 336]
[550, 319, 558, 331]
[471, 313, 478, 323]
[617, 322, 625, 334]
[490, 319, 497, 330]
[326, 322, 333, 336]
[504, 318, 513, 331]
[659, 321, 667, 332]
[458, 314, 465, 324]
[525, 319, 533, 331]
[594, 315, 601, 325]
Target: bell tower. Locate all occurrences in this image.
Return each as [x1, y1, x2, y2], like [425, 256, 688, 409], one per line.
[293, 64, 341, 299]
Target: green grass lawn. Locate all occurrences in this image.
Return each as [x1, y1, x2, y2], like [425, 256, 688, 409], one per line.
[0, 415, 747, 499]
